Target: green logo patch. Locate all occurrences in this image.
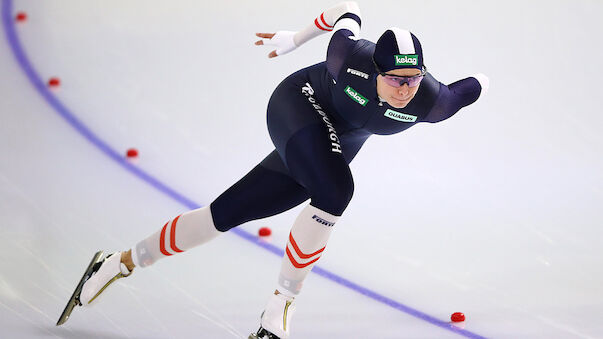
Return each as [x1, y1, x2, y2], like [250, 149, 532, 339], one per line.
[394, 54, 418, 66]
[384, 109, 417, 122]
[344, 86, 368, 106]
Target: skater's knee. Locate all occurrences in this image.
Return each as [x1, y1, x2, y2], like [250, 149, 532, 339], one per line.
[209, 202, 239, 232]
[309, 178, 354, 216]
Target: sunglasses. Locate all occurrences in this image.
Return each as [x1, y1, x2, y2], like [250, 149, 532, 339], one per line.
[374, 60, 427, 88]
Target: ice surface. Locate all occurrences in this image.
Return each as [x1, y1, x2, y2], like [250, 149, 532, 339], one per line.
[1, 0, 602, 338]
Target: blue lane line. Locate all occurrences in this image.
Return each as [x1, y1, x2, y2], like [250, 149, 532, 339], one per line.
[2, 2, 486, 338]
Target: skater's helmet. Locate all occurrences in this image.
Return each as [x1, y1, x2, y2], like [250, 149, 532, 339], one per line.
[373, 28, 424, 73]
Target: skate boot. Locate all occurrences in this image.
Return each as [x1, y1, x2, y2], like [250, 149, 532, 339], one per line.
[249, 291, 296, 339]
[56, 251, 132, 325]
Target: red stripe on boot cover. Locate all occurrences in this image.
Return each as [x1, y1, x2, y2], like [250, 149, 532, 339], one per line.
[288, 233, 325, 259]
[320, 13, 333, 28]
[170, 215, 184, 253]
[286, 246, 322, 269]
[314, 18, 332, 31]
[159, 222, 172, 256]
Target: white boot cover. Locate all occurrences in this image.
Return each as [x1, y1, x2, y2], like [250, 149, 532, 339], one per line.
[261, 292, 296, 339]
[80, 252, 131, 305]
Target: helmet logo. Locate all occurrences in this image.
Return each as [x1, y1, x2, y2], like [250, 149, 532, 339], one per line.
[394, 54, 418, 66]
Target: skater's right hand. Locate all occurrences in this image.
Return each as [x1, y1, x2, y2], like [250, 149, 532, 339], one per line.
[255, 31, 297, 58]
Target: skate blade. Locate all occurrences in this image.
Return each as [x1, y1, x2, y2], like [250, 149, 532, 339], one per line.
[249, 327, 262, 339]
[249, 327, 280, 339]
[56, 251, 104, 326]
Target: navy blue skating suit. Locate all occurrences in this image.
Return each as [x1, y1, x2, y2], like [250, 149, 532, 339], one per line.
[210, 26, 484, 231]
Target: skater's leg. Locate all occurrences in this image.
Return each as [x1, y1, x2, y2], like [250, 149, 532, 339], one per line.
[130, 205, 220, 267]
[129, 152, 309, 267]
[275, 123, 353, 296]
[117, 153, 308, 268]
[253, 78, 355, 338]
[69, 207, 220, 313]
[259, 123, 354, 338]
[74, 153, 309, 314]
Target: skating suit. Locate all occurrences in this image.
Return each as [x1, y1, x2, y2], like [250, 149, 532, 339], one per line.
[210, 28, 484, 231]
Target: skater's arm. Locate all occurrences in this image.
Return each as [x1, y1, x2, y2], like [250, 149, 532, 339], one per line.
[325, 3, 362, 79]
[255, 1, 361, 58]
[294, 1, 361, 46]
[424, 73, 489, 123]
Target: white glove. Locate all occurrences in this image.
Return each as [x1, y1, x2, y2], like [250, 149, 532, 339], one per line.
[261, 31, 298, 56]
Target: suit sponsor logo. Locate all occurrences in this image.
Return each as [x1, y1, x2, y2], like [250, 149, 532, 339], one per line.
[394, 54, 418, 66]
[301, 83, 342, 154]
[312, 215, 335, 227]
[384, 109, 417, 122]
[346, 68, 369, 80]
[344, 86, 368, 106]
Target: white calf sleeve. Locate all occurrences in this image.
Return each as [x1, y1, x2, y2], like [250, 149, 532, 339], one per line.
[132, 205, 221, 267]
[278, 205, 339, 296]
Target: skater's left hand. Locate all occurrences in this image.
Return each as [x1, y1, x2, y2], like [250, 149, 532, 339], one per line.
[255, 31, 297, 58]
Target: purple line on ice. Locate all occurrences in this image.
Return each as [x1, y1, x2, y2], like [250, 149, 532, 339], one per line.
[1, 1, 486, 338]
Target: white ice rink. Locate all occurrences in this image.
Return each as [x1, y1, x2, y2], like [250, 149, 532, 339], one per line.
[1, 0, 602, 338]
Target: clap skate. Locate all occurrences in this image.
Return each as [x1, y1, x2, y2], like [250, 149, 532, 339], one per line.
[56, 251, 132, 325]
[249, 291, 296, 339]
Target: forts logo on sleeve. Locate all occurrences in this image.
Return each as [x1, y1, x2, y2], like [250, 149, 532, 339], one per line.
[344, 86, 368, 106]
[346, 68, 369, 79]
[394, 54, 418, 66]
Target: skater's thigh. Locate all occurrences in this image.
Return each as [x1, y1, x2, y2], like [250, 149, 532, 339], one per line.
[284, 123, 354, 216]
[211, 154, 309, 231]
[339, 130, 371, 164]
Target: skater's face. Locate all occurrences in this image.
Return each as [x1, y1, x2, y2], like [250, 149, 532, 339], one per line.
[376, 68, 422, 109]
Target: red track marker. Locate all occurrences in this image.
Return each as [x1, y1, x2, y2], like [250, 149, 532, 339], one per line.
[451, 312, 465, 322]
[258, 227, 272, 237]
[48, 77, 61, 87]
[126, 148, 139, 158]
[16, 12, 27, 22]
